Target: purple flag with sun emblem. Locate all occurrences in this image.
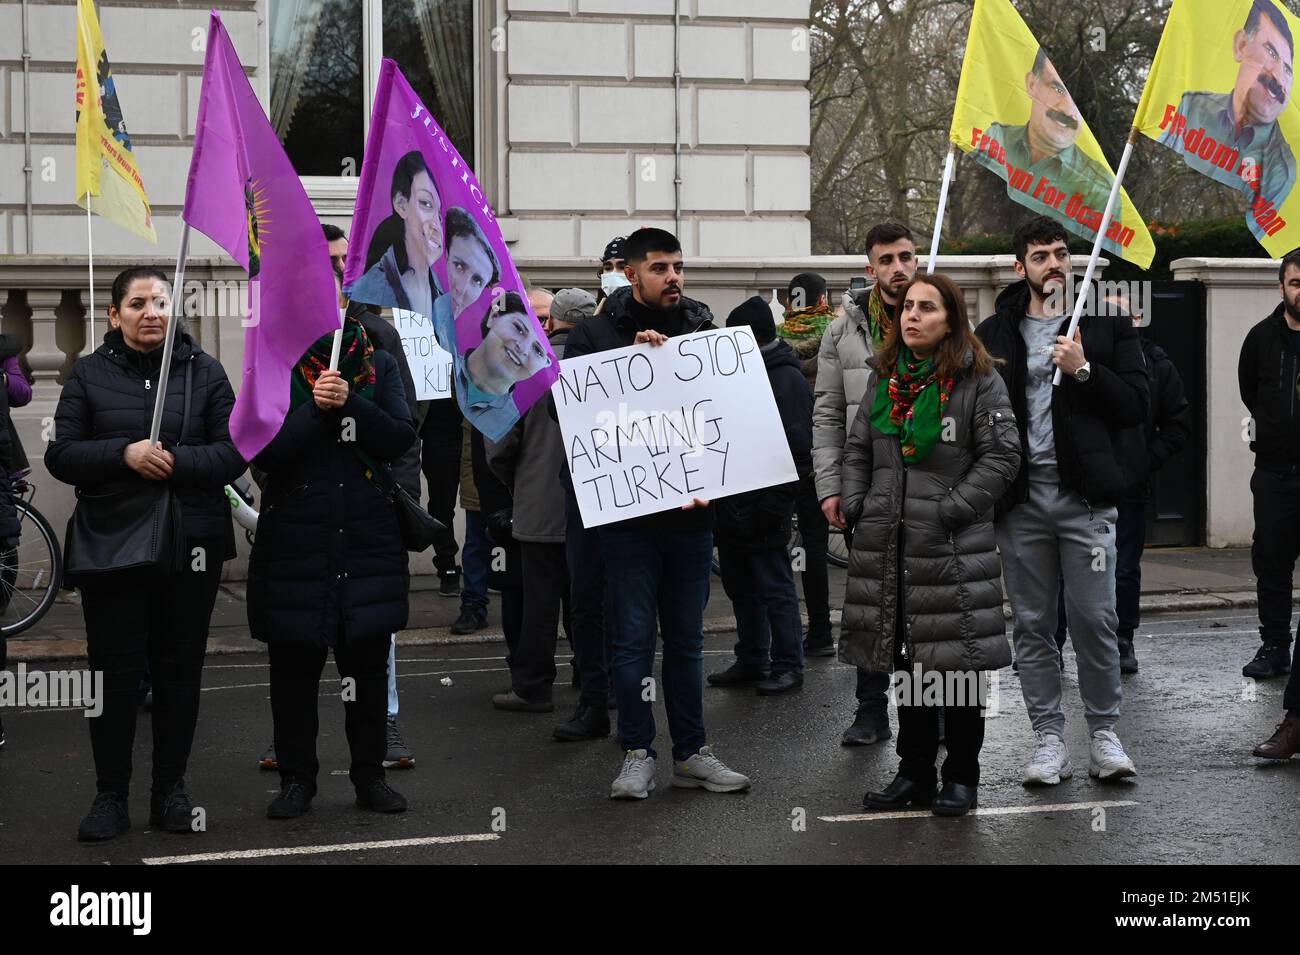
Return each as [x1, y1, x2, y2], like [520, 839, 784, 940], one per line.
[183, 10, 339, 461]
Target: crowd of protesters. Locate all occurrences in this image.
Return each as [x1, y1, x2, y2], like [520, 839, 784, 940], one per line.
[16, 214, 1300, 840]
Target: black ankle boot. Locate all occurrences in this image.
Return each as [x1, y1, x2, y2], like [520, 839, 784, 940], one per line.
[863, 774, 936, 810]
[931, 781, 978, 816]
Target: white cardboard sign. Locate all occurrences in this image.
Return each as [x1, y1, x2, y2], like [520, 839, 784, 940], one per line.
[393, 308, 453, 400]
[552, 327, 797, 529]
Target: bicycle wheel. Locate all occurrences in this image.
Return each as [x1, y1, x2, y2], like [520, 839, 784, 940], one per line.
[826, 524, 849, 568]
[0, 498, 63, 637]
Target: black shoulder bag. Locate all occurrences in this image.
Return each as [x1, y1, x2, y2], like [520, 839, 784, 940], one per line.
[373, 464, 444, 553]
[64, 359, 192, 580]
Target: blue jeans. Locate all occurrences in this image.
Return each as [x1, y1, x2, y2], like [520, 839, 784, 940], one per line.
[600, 527, 712, 762]
[461, 509, 491, 615]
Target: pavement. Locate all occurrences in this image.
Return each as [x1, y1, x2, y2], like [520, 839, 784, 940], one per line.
[0, 604, 1295, 865]
[5, 546, 1296, 663]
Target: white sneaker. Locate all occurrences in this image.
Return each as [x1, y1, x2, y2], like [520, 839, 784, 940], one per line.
[1089, 729, 1137, 780]
[671, 745, 751, 792]
[1023, 732, 1074, 786]
[610, 749, 656, 800]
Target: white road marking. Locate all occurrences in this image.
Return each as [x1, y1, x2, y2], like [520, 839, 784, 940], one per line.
[141, 832, 500, 865]
[819, 799, 1137, 823]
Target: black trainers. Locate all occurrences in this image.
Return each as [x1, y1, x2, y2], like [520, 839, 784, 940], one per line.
[149, 781, 197, 833]
[438, 571, 462, 598]
[553, 702, 611, 741]
[706, 662, 769, 687]
[1243, 643, 1291, 680]
[450, 608, 487, 635]
[78, 792, 130, 842]
[803, 632, 836, 657]
[267, 781, 315, 819]
[841, 706, 891, 746]
[355, 778, 408, 813]
[1117, 634, 1139, 674]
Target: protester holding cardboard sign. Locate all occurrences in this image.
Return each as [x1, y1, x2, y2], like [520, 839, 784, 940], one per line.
[561, 228, 751, 801]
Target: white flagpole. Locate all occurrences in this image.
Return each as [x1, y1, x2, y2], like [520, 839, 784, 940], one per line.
[328, 309, 344, 371]
[927, 144, 956, 275]
[1053, 128, 1138, 386]
[86, 195, 95, 346]
[148, 222, 191, 446]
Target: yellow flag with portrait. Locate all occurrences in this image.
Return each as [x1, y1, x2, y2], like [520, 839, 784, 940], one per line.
[950, 0, 1154, 267]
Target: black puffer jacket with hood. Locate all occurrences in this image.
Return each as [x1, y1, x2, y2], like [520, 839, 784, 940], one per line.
[973, 280, 1149, 513]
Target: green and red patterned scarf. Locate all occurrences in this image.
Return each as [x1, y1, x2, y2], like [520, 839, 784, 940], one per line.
[289, 317, 380, 474]
[866, 284, 893, 349]
[869, 345, 954, 465]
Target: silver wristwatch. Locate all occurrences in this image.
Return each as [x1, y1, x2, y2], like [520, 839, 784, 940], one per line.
[1073, 361, 1092, 383]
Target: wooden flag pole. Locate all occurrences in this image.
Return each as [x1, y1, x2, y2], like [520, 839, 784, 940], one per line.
[148, 222, 191, 446]
[1053, 127, 1139, 386]
[927, 144, 956, 275]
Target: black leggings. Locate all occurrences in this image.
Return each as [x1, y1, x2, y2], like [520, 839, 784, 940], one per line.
[80, 559, 223, 797]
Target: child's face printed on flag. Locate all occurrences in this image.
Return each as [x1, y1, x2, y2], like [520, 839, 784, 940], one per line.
[1236, 15, 1294, 126]
[1025, 56, 1082, 155]
[111, 278, 171, 351]
[395, 169, 444, 270]
[448, 233, 495, 317]
[477, 305, 552, 391]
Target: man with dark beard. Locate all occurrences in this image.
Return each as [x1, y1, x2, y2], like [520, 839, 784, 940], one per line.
[563, 227, 751, 801]
[974, 216, 1148, 788]
[812, 223, 916, 745]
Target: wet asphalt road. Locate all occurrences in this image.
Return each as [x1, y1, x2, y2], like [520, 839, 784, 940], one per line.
[0, 607, 1296, 865]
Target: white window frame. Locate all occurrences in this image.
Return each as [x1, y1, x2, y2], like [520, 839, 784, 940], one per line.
[261, 0, 482, 210]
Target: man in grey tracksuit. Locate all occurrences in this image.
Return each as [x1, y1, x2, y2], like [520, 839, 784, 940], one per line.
[973, 217, 1149, 786]
[813, 222, 916, 745]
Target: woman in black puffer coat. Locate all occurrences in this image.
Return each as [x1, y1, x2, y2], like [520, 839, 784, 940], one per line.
[840, 273, 1021, 818]
[248, 316, 415, 820]
[46, 267, 245, 842]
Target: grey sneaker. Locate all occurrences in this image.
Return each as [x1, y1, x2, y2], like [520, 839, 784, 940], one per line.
[671, 745, 751, 793]
[383, 718, 415, 769]
[1023, 732, 1073, 786]
[610, 749, 656, 800]
[1089, 729, 1137, 780]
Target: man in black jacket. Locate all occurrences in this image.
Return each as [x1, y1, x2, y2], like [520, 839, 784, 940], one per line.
[974, 216, 1148, 787]
[564, 228, 750, 800]
[707, 296, 813, 695]
[1112, 319, 1191, 673]
[1241, 249, 1300, 760]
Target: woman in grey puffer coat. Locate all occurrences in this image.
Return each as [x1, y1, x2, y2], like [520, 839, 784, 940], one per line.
[839, 273, 1021, 817]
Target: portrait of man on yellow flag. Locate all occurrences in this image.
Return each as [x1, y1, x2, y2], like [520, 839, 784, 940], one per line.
[951, 0, 1155, 267]
[1140, 0, 1296, 248]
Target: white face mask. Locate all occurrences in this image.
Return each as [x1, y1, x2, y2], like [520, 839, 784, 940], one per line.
[600, 271, 631, 295]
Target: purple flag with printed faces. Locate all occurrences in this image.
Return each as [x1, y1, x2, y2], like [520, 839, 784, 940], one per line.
[344, 60, 558, 441]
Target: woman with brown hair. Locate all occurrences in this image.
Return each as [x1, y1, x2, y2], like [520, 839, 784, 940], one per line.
[839, 273, 1022, 816]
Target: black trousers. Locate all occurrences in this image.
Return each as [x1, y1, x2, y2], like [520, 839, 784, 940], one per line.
[566, 488, 613, 706]
[80, 556, 223, 798]
[421, 423, 463, 575]
[1251, 467, 1300, 649]
[269, 633, 391, 789]
[795, 474, 831, 639]
[890, 523, 985, 787]
[844, 525, 891, 710]
[511, 541, 570, 702]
